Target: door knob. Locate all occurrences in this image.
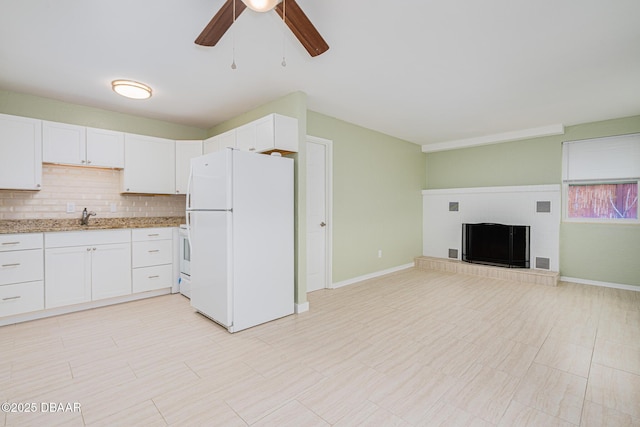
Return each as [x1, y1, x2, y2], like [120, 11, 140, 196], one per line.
[320, 222, 326, 227]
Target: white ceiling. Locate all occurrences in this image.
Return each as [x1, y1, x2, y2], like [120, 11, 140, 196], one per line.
[1, 0, 639, 146]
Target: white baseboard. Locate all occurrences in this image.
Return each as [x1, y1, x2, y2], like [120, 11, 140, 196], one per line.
[560, 276, 640, 292]
[0, 288, 171, 327]
[295, 302, 309, 313]
[331, 263, 414, 289]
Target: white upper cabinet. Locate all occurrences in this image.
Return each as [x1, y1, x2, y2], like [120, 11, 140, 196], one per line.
[203, 129, 235, 154]
[42, 121, 86, 165]
[175, 140, 202, 194]
[235, 123, 256, 152]
[0, 113, 42, 190]
[235, 114, 298, 154]
[86, 127, 125, 168]
[42, 121, 124, 168]
[122, 134, 176, 194]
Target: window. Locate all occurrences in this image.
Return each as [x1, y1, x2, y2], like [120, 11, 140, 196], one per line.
[563, 133, 640, 223]
[567, 182, 638, 220]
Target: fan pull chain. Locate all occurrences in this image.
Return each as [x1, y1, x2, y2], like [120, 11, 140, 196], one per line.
[281, 0, 287, 67]
[231, 0, 237, 69]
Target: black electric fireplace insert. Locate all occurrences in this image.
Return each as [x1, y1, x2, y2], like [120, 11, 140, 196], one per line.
[462, 223, 530, 268]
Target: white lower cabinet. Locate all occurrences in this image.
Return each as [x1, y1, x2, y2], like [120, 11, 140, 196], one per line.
[44, 245, 92, 308]
[0, 233, 44, 317]
[0, 281, 44, 317]
[132, 228, 173, 293]
[132, 264, 173, 293]
[44, 230, 132, 309]
[1, 227, 178, 323]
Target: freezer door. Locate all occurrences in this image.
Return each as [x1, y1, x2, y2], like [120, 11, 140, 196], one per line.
[188, 149, 232, 210]
[189, 210, 232, 328]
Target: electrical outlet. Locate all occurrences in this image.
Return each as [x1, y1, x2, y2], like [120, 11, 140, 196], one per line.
[110, 203, 117, 213]
[66, 202, 75, 213]
[378, 249, 382, 258]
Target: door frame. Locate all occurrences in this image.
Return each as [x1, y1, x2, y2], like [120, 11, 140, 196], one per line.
[306, 135, 333, 291]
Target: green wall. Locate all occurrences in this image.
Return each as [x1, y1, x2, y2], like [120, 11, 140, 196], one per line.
[0, 90, 207, 140]
[307, 111, 426, 283]
[425, 115, 640, 287]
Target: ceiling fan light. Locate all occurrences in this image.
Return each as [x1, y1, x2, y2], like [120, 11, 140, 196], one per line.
[241, 0, 280, 13]
[111, 80, 152, 100]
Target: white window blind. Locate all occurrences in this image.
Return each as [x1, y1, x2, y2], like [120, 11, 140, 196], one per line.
[562, 133, 640, 181]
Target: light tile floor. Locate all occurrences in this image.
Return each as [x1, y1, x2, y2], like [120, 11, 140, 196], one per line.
[1, 268, 639, 426]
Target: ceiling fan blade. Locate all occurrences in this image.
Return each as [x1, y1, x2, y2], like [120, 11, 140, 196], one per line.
[275, 0, 329, 57]
[195, 0, 247, 47]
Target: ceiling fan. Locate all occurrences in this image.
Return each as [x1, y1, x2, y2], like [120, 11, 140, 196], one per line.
[195, 0, 329, 57]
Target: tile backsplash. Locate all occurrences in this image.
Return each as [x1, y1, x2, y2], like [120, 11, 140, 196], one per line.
[0, 165, 186, 220]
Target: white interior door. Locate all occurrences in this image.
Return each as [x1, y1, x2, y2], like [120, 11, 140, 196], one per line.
[306, 137, 332, 293]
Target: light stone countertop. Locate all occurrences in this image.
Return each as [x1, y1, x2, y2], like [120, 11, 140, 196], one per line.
[0, 216, 185, 234]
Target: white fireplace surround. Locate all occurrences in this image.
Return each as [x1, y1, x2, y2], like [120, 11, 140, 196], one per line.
[422, 185, 561, 272]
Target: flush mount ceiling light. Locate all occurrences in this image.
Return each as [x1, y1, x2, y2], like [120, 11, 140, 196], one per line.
[241, 0, 280, 12]
[111, 80, 152, 100]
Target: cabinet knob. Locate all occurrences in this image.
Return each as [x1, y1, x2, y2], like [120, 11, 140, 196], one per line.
[36, 184, 41, 188]
[87, 160, 92, 164]
[86, 248, 91, 252]
[81, 160, 86, 164]
[93, 247, 97, 251]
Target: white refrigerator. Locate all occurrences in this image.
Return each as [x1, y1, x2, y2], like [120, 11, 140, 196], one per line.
[186, 148, 294, 332]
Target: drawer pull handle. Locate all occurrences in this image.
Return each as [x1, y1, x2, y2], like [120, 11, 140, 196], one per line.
[2, 296, 21, 301]
[148, 275, 160, 279]
[148, 234, 160, 237]
[1, 263, 20, 268]
[1, 242, 20, 245]
[148, 250, 160, 253]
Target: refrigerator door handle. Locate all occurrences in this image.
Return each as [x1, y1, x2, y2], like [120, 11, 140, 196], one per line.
[186, 164, 193, 211]
[186, 211, 193, 254]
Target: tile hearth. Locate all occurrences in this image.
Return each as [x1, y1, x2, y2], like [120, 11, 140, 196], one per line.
[415, 256, 559, 286]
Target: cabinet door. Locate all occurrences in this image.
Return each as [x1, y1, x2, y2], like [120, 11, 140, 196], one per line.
[42, 121, 86, 165]
[236, 123, 257, 152]
[257, 114, 298, 153]
[0, 114, 42, 190]
[86, 127, 125, 168]
[91, 243, 131, 300]
[254, 116, 275, 152]
[123, 134, 176, 194]
[175, 140, 202, 194]
[203, 136, 218, 154]
[45, 246, 91, 308]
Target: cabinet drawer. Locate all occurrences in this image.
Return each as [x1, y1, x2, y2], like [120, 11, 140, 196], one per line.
[0, 233, 43, 252]
[0, 249, 43, 286]
[132, 240, 172, 267]
[132, 228, 173, 242]
[132, 264, 173, 293]
[0, 281, 44, 317]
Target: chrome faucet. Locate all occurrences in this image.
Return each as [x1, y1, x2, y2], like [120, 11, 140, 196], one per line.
[81, 208, 96, 226]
